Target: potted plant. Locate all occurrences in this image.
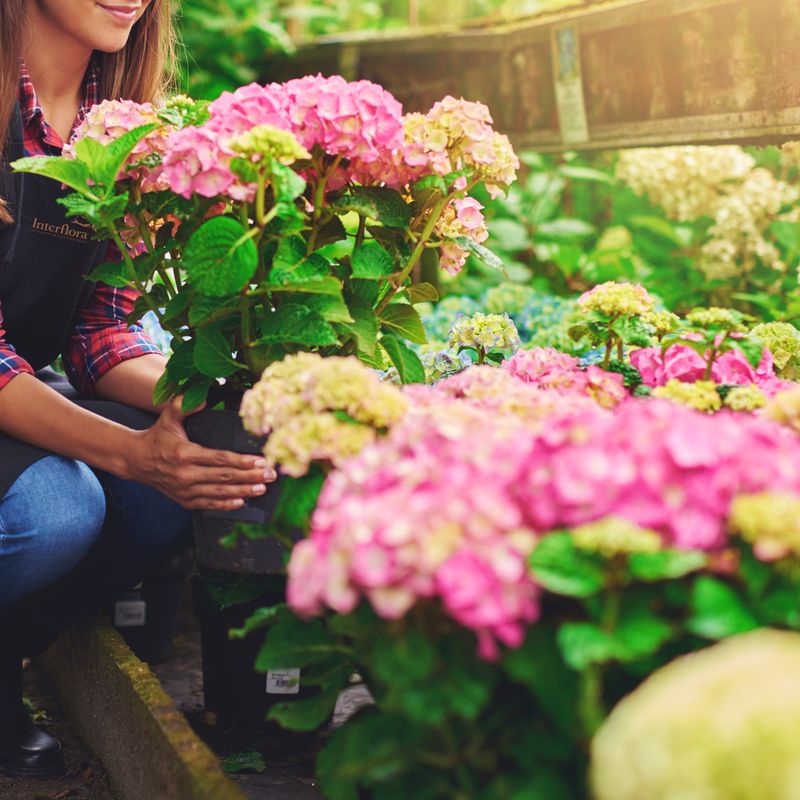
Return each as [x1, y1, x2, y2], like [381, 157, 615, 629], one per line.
[13, 75, 519, 726]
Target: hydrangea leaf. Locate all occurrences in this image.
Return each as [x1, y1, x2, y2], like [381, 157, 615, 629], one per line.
[11, 156, 93, 197]
[257, 304, 338, 347]
[380, 334, 425, 384]
[628, 550, 707, 582]
[193, 323, 242, 378]
[183, 216, 258, 297]
[268, 684, 342, 732]
[686, 576, 759, 640]
[379, 304, 427, 345]
[332, 187, 412, 229]
[352, 242, 395, 279]
[453, 235, 507, 273]
[530, 532, 606, 598]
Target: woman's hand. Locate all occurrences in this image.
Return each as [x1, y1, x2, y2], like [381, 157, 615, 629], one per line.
[124, 398, 276, 511]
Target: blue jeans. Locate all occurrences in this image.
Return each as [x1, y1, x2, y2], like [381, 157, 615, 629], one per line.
[0, 455, 192, 653]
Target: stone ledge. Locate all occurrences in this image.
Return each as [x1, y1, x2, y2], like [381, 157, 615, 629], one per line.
[38, 618, 246, 800]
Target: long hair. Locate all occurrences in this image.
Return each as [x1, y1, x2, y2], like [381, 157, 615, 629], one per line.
[0, 0, 175, 223]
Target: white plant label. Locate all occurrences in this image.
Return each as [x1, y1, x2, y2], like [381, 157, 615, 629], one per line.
[114, 600, 146, 627]
[266, 668, 301, 695]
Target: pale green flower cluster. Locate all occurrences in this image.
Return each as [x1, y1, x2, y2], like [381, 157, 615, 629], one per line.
[724, 385, 766, 412]
[616, 146, 755, 221]
[751, 322, 800, 379]
[572, 517, 661, 557]
[230, 124, 311, 165]
[591, 629, 800, 800]
[685, 306, 748, 332]
[448, 312, 520, 353]
[700, 168, 798, 280]
[653, 380, 721, 413]
[642, 310, 680, 337]
[730, 492, 800, 560]
[578, 281, 655, 317]
[240, 353, 408, 476]
[765, 385, 800, 434]
[265, 413, 377, 478]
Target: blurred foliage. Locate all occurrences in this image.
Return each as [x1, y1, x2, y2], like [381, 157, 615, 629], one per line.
[176, 0, 576, 98]
[448, 148, 800, 322]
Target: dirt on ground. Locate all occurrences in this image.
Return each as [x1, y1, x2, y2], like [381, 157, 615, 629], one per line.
[0, 662, 116, 800]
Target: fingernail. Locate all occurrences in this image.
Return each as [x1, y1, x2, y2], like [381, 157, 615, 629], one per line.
[254, 458, 268, 468]
[232, 499, 245, 508]
[252, 484, 267, 494]
[264, 470, 277, 482]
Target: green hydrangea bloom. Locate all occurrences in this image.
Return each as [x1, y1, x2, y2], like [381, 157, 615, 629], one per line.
[685, 306, 749, 333]
[572, 517, 661, 557]
[448, 312, 520, 353]
[750, 322, 800, 379]
[230, 124, 311, 165]
[729, 492, 800, 560]
[724, 385, 766, 412]
[591, 629, 800, 800]
[652, 380, 721, 413]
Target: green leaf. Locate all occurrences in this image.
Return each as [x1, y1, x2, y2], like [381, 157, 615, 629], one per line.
[504, 627, 580, 736]
[268, 685, 341, 732]
[371, 630, 436, 688]
[537, 218, 596, 240]
[270, 161, 306, 201]
[90, 261, 130, 288]
[405, 282, 439, 304]
[529, 533, 606, 598]
[380, 335, 425, 384]
[11, 156, 94, 197]
[771, 220, 800, 251]
[163, 289, 192, 323]
[687, 576, 759, 640]
[180, 379, 212, 413]
[152, 370, 178, 407]
[379, 304, 427, 345]
[558, 164, 614, 185]
[339, 296, 379, 356]
[222, 751, 266, 774]
[274, 471, 325, 529]
[292, 292, 352, 323]
[229, 604, 286, 640]
[352, 242, 395, 279]
[265, 276, 342, 296]
[204, 574, 273, 610]
[332, 187, 412, 228]
[101, 123, 159, 186]
[193, 324, 241, 378]
[256, 616, 340, 671]
[183, 216, 258, 297]
[453, 236, 507, 272]
[628, 550, 707, 582]
[629, 215, 686, 246]
[613, 603, 674, 662]
[258, 304, 338, 347]
[270, 237, 330, 283]
[557, 623, 617, 671]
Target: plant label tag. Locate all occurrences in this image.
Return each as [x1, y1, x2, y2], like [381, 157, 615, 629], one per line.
[266, 668, 300, 694]
[114, 600, 146, 627]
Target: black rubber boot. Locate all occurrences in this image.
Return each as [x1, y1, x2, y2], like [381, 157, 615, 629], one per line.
[0, 653, 64, 778]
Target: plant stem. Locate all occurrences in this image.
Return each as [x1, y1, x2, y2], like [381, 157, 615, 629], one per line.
[603, 336, 614, 369]
[375, 195, 449, 316]
[355, 214, 366, 249]
[306, 155, 343, 255]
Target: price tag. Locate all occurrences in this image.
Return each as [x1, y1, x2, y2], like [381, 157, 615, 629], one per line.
[114, 600, 146, 627]
[266, 668, 300, 695]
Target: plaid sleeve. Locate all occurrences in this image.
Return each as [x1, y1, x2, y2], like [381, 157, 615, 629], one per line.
[0, 302, 35, 391]
[63, 243, 164, 396]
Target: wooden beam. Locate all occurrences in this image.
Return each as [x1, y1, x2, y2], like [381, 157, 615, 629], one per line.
[269, 0, 800, 151]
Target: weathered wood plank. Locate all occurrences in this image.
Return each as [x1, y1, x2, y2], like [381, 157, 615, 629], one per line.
[270, 0, 800, 151]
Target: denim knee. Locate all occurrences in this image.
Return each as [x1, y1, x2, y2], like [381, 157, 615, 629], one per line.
[0, 456, 106, 611]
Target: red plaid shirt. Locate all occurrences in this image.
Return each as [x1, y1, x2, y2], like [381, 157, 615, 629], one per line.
[0, 60, 162, 395]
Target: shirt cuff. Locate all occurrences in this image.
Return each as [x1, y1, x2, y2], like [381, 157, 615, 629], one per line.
[0, 351, 35, 392]
[64, 327, 165, 397]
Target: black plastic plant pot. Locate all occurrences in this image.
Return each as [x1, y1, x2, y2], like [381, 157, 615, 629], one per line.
[184, 408, 286, 575]
[192, 576, 316, 731]
[111, 545, 194, 664]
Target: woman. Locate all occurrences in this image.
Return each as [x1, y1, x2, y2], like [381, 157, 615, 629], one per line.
[0, 0, 275, 777]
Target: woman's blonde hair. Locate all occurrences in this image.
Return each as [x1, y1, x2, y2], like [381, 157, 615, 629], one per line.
[0, 0, 175, 223]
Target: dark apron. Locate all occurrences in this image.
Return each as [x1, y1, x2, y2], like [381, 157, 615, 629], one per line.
[0, 104, 155, 499]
